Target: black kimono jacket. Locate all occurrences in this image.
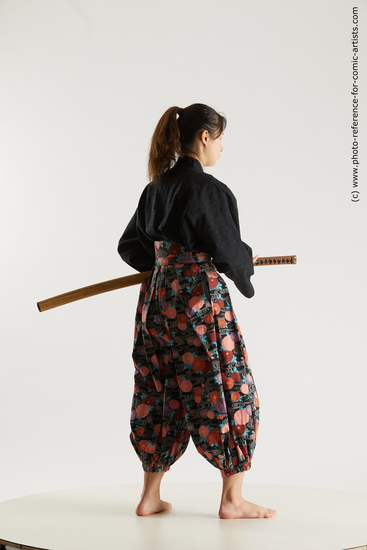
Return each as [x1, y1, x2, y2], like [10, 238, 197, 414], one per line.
[117, 155, 255, 298]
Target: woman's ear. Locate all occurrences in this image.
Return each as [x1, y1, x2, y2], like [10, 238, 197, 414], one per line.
[199, 129, 209, 145]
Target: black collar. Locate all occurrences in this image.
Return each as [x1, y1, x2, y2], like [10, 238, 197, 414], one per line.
[175, 155, 203, 172]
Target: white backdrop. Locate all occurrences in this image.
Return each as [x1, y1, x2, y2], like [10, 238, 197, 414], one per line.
[1, 0, 366, 503]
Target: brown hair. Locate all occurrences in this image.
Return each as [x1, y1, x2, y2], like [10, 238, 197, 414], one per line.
[147, 103, 227, 184]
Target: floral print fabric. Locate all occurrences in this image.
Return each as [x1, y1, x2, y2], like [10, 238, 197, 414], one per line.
[130, 240, 259, 477]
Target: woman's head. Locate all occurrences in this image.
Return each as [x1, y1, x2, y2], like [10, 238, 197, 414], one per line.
[147, 103, 227, 184]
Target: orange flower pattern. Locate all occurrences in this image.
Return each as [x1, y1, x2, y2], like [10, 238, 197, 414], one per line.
[129, 241, 259, 477]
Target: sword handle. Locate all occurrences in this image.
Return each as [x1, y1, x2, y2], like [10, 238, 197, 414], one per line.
[254, 255, 297, 266]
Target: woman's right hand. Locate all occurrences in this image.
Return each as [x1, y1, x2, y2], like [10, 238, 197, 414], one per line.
[253, 254, 259, 265]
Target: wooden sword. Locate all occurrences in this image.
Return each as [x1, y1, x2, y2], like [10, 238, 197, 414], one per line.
[37, 254, 297, 312]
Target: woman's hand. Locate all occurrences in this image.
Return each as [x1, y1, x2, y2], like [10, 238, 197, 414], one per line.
[253, 254, 259, 265]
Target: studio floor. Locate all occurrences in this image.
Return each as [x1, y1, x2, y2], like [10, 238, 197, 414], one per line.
[0, 482, 366, 550]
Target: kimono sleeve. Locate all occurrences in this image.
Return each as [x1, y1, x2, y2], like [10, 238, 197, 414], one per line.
[117, 208, 155, 272]
[181, 180, 255, 298]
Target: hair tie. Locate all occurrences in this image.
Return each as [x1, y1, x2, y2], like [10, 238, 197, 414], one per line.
[177, 108, 183, 115]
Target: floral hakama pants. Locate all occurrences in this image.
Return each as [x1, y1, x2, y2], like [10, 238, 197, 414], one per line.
[129, 240, 259, 478]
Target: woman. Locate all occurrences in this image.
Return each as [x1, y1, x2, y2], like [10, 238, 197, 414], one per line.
[118, 103, 276, 519]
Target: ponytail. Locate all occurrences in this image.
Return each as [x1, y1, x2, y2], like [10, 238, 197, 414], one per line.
[147, 103, 227, 184]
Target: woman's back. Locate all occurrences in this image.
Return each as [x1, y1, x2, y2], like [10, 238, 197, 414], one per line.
[118, 154, 255, 298]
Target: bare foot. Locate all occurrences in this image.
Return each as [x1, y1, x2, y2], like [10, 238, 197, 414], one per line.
[135, 496, 172, 516]
[219, 498, 277, 519]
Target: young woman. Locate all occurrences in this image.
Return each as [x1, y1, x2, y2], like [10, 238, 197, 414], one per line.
[118, 103, 276, 519]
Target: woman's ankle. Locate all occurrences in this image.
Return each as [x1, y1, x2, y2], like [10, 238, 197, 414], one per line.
[221, 470, 244, 503]
[140, 492, 160, 502]
[221, 490, 243, 503]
